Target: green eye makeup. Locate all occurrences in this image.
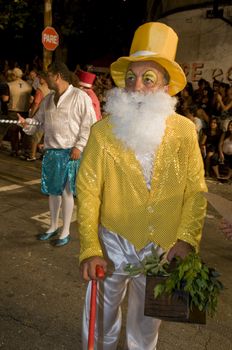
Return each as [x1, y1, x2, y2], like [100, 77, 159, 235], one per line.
[143, 71, 158, 84]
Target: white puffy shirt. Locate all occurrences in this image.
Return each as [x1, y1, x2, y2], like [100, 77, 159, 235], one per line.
[24, 84, 96, 151]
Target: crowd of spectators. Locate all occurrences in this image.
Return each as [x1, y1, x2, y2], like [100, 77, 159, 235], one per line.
[0, 60, 114, 160]
[176, 78, 232, 181]
[0, 60, 231, 181]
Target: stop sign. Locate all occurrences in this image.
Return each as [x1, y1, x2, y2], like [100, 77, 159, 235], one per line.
[42, 26, 59, 51]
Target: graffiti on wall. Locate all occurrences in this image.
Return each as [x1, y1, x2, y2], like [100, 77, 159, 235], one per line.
[181, 62, 232, 84]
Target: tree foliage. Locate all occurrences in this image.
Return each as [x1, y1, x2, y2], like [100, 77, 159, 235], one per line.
[0, 0, 43, 34]
[0, 0, 43, 64]
[0, 0, 147, 68]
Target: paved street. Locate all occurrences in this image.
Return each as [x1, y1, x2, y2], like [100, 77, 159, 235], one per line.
[0, 149, 232, 350]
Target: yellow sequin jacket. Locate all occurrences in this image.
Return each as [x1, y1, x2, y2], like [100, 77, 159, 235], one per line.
[77, 114, 207, 263]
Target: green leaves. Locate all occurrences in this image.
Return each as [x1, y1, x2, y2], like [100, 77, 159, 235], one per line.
[124, 251, 224, 318]
[124, 248, 170, 278]
[124, 263, 143, 276]
[153, 253, 224, 317]
[154, 283, 166, 299]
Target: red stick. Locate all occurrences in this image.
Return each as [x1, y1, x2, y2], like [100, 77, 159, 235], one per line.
[88, 265, 105, 350]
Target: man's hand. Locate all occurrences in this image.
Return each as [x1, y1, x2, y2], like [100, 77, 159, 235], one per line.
[17, 113, 27, 128]
[80, 256, 107, 281]
[70, 147, 81, 160]
[167, 240, 194, 262]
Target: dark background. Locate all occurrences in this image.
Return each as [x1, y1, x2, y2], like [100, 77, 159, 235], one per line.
[0, 0, 147, 71]
[1, 0, 230, 71]
[53, 0, 148, 69]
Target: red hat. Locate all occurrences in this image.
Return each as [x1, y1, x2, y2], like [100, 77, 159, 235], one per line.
[78, 70, 96, 88]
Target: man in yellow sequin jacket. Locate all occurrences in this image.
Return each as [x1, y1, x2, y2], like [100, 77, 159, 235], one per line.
[77, 22, 207, 350]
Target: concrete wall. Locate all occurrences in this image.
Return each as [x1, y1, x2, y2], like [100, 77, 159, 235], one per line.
[160, 6, 232, 88]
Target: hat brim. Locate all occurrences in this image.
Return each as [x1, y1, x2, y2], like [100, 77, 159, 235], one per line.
[110, 55, 186, 96]
[79, 81, 92, 88]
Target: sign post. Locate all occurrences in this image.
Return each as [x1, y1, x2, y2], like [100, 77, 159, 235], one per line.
[42, 26, 59, 51]
[42, 26, 59, 70]
[43, 0, 53, 70]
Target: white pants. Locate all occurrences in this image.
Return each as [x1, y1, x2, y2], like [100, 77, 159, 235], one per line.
[82, 228, 162, 350]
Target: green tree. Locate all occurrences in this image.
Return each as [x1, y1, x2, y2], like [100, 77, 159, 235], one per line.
[0, 0, 43, 65]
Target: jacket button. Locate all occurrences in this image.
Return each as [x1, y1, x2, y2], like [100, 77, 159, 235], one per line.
[147, 206, 154, 213]
[148, 225, 155, 233]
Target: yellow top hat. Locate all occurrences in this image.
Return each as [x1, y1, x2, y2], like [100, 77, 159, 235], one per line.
[110, 22, 186, 96]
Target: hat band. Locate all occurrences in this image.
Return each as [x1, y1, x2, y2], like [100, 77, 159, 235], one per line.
[79, 81, 92, 88]
[130, 50, 157, 57]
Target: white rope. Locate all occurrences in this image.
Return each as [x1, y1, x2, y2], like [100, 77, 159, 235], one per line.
[0, 119, 41, 126]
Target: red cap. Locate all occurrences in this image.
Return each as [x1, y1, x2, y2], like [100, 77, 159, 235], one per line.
[78, 70, 96, 88]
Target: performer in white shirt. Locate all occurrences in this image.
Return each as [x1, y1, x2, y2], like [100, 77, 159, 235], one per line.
[18, 61, 96, 247]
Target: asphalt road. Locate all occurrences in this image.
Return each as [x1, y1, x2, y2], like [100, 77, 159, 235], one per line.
[0, 149, 232, 350]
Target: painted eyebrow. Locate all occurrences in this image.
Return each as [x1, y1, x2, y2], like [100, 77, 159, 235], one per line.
[143, 71, 158, 78]
[126, 70, 136, 78]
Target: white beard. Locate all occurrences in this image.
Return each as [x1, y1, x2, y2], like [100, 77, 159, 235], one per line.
[104, 88, 177, 186]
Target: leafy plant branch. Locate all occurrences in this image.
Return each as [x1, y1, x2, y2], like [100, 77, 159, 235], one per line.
[125, 249, 224, 317]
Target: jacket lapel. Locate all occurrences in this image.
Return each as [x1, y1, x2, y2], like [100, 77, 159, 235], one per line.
[106, 128, 149, 195]
[150, 116, 181, 196]
[106, 115, 181, 197]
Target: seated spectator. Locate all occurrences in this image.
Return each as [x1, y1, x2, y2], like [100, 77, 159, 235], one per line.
[193, 78, 208, 105]
[212, 78, 220, 93]
[200, 85, 213, 115]
[218, 82, 230, 102]
[200, 117, 222, 178]
[210, 79, 221, 116]
[218, 120, 232, 180]
[195, 106, 210, 128]
[217, 86, 232, 131]
[212, 82, 230, 119]
[177, 82, 194, 110]
[182, 104, 204, 141]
